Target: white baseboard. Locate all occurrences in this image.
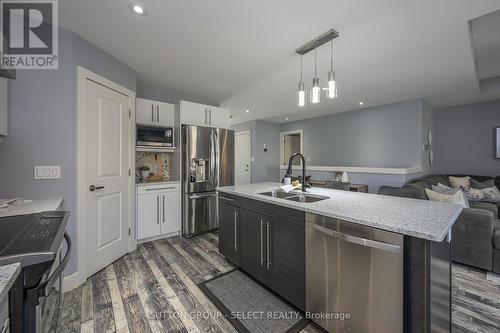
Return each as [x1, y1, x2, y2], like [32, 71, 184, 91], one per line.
[137, 231, 180, 244]
[62, 271, 82, 292]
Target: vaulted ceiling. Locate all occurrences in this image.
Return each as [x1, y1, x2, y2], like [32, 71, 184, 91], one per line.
[60, 0, 500, 124]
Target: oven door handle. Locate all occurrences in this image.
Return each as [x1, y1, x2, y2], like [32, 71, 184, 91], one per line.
[37, 232, 72, 297]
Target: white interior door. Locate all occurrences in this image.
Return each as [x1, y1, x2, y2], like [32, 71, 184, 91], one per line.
[86, 79, 131, 277]
[235, 131, 251, 184]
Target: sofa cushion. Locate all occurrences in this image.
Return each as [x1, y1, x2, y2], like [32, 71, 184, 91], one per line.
[494, 229, 500, 250]
[470, 178, 496, 189]
[469, 201, 499, 218]
[461, 186, 500, 202]
[450, 176, 471, 188]
[378, 185, 427, 200]
[415, 175, 450, 188]
[425, 188, 468, 207]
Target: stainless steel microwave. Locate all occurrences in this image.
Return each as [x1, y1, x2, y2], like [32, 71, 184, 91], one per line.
[136, 125, 174, 148]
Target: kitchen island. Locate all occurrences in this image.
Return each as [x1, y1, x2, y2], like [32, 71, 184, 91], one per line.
[217, 182, 463, 333]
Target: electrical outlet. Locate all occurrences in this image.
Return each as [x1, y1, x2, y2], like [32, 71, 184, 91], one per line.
[34, 166, 61, 179]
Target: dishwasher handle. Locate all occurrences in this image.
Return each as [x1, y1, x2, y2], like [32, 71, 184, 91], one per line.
[309, 223, 401, 254]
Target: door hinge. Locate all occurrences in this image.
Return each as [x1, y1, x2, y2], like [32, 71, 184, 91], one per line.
[129, 169, 131, 176]
[129, 109, 131, 118]
[128, 228, 131, 236]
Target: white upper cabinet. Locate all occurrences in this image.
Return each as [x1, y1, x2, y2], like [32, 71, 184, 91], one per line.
[136, 98, 174, 127]
[209, 106, 231, 129]
[180, 100, 230, 129]
[0, 78, 7, 137]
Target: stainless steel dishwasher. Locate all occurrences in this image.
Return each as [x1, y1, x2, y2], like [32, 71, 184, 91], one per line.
[306, 213, 404, 333]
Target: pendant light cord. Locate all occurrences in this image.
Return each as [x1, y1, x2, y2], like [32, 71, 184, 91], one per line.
[314, 41, 318, 77]
[300, 53, 303, 81]
[330, 37, 334, 70]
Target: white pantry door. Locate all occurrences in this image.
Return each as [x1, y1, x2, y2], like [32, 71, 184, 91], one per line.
[86, 79, 130, 277]
[235, 131, 251, 184]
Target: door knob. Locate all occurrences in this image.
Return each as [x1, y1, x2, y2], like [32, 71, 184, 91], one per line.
[89, 185, 104, 192]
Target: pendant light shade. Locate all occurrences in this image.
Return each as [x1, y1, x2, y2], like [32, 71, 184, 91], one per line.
[310, 42, 320, 104]
[326, 38, 337, 99]
[297, 54, 306, 107]
[298, 81, 305, 107]
[311, 77, 320, 104]
[327, 69, 337, 99]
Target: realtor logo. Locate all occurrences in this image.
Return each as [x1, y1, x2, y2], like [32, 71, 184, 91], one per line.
[0, 0, 58, 69]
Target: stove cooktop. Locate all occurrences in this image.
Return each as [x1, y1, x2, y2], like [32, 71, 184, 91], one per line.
[0, 211, 70, 267]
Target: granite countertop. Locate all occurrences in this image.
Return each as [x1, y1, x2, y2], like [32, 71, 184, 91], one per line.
[0, 263, 21, 302]
[0, 197, 64, 218]
[218, 182, 463, 242]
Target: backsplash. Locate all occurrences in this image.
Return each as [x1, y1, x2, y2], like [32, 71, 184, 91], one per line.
[136, 152, 170, 179]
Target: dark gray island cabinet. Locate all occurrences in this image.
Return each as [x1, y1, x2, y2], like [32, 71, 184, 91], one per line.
[218, 193, 306, 309]
[217, 183, 462, 333]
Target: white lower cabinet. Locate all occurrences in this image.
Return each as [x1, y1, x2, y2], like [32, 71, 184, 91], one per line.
[137, 183, 181, 241]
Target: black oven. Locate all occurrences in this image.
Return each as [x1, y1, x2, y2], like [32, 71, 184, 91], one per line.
[136, 125, 174, 148]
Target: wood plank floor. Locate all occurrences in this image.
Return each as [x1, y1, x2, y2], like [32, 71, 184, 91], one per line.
[45, 232, 500, 333]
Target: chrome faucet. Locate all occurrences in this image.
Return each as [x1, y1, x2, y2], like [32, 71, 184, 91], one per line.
[286, 152, 307, 192]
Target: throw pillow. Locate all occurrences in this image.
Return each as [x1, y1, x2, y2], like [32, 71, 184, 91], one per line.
[461, 186, 500, 202]
[424, 188, 469, 208]
[432, 183, 457, 194]
[470, 178, 496, 189]
[449, 176, 471, 189]
[432, 183, 470, 208]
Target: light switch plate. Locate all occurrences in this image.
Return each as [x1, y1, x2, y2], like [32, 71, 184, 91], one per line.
[34, 166, 61, 179]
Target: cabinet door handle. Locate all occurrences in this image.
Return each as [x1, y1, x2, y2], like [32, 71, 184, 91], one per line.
[266, 221, 271, 270]
[219, 196, 235, 202]
[156, 195, 160, 224]
[209, 109, 212, 125]
[145, 187, 177, 191]
[152, 104, 155, 122]
[157, 105, 160, 123]
[260, 219, 265, 266]
[204, 108, 208, 125]
[234, 210, 238, 251]
[162, 195, 165, 223]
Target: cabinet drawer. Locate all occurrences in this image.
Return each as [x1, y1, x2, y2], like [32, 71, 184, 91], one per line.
[137, 182, 180, 194]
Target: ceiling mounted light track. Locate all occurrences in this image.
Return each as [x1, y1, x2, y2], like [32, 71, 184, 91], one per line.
[295, 29, 339, 106]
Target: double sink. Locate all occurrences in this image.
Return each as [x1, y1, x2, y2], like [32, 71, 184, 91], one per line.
[258, 189, 329, 203]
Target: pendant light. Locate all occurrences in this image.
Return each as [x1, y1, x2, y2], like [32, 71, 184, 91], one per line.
[326, 36, 337, 99]
[310, 42, 320, 104]
[297, 54, 305, 107]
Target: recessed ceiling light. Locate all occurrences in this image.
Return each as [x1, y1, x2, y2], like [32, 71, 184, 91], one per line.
[285, 117, 289, 120]
[358, 101, 364, 106]
[245, 109, 250, 113]
[129, 3, 146, 15]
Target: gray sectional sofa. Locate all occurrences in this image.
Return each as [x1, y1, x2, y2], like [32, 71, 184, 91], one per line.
[379, 174, 500, 274]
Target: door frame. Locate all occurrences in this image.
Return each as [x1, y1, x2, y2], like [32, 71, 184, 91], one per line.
[235, 130, 252, 184]
[70, 66, 136, 291]
[280, 130, 303, 165]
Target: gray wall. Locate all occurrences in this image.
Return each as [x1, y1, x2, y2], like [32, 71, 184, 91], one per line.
[280, 99, 424, 168]
[231, 120, 280, 183]
[0, 29, 137, 275]
[433, 99, 500, 176]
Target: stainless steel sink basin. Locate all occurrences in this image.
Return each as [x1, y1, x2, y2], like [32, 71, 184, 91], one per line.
[285, 194, 330, 203]
[259, 189, 297, 199]
[258, 189, 329, 203]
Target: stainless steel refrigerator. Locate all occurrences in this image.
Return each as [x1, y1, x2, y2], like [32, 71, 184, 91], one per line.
[182, 125, 234, 237]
